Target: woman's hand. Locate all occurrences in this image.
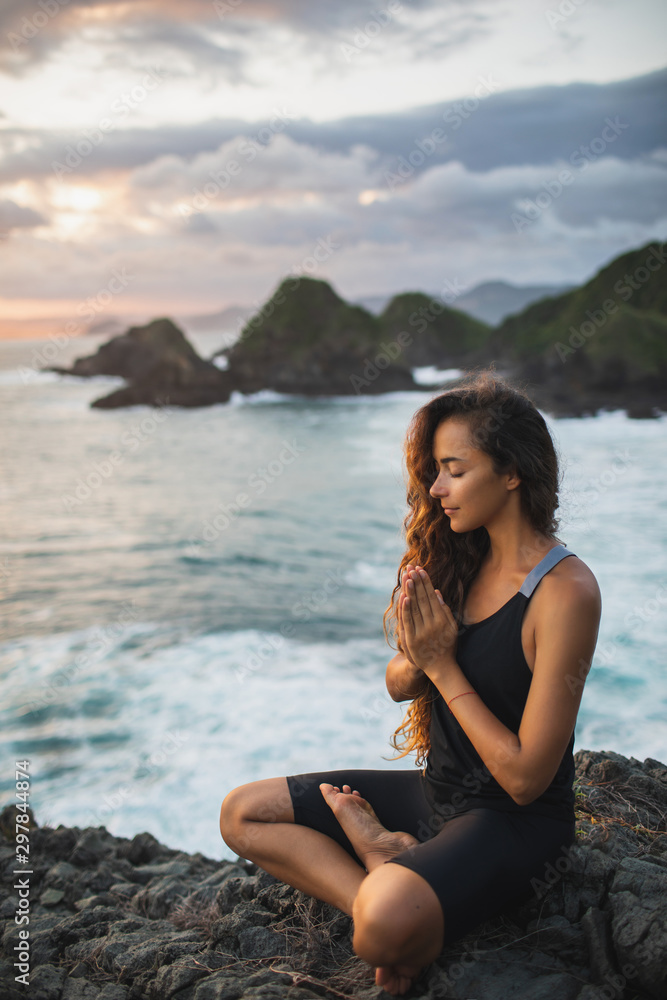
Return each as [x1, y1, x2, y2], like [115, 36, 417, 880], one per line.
[397, 563, 419, 667]
[399, 565, 459, 679]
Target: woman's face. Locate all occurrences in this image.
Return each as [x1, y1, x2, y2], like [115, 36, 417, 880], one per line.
[428, 417, 520, 533]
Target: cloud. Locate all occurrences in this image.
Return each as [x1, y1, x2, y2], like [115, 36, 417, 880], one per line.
[2, 124, 664, 311]
[0, 197, 47, 231]
[0, 0, 485, 76]
[1, 68, 664, 189]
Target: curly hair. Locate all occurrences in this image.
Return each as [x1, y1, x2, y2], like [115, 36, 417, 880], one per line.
[383, 369, 563, 766]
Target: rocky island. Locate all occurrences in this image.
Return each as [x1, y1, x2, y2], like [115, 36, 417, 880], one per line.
[44, 241, 666, 418]
[1, 750, 666, 999]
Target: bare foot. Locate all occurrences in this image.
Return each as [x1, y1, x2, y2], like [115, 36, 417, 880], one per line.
[376, 961, 421, 995]
[319, 783, 418, 872]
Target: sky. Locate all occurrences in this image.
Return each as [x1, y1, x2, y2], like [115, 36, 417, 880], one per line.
[0, 0, 666, 337]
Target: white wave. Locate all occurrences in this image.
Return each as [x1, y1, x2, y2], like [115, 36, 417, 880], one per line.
[411, 366, 462, 385]
[344, 560, 396, 593]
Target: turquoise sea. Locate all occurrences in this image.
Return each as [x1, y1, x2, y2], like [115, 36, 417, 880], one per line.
[1, 330, 666, 860]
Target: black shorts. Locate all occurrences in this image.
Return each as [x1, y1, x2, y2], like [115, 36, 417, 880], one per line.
[286, 767, 576, 947]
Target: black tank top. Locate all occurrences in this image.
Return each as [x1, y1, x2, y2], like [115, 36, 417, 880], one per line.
[423, 545, 577, 822]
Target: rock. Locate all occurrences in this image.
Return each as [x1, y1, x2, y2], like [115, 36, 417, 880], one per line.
[192, 973, 245, 1000]
[60, 979, 102, 999]
[44, 861, 80, 887]
[580, 906, 616, 983]
[97, 987, 128, 1000]
[70, 829, 116, 867]
[237, 926, 287, 959]
[152, 956, 228, 999]
[46, 317, 233, 409]
[26, 963, 67, 1000]
[223, 277, 419, 398]
[40, 888, 65, 907]
[215, 875, 259, 912]
[132, 875, 193, 919]
[0, 750, 665, 998]
[121, 831, 163, 866]
[608, 858, 667, 999]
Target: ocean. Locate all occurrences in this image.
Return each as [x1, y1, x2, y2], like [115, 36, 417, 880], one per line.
[1, 330, 666, 861]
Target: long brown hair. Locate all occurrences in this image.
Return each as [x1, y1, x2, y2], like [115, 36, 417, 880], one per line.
[383, 369, 563, 765]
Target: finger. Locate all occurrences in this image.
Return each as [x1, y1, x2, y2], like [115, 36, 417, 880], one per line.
[435, 589, 445, 607]
[410, 567, 436, 620]
[402, 592, 416, 633]
[405, 577, 424, 624]
[410, 570, 437, 622]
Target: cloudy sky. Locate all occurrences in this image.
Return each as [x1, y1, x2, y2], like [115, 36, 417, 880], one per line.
[1, 0, 666, 336]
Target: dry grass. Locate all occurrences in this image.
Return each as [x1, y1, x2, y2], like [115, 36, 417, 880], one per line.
[169, 894, 220, 935]
[573, 777, 666, 849]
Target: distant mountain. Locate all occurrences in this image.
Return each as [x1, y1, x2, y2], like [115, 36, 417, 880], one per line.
[175, 305, 254, 342]
[352, 294, 393, 315]
[354, 281, 573, 326]
[453, 281, 574, 326]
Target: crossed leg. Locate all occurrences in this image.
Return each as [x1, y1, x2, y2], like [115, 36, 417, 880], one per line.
[220, 777, 445, 995]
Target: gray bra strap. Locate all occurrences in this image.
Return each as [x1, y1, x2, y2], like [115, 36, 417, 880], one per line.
[519, 545, 576, 598]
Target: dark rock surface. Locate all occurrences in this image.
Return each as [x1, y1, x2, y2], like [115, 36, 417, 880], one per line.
[1, 750, 666, 999]
[46, 318, 234, 409]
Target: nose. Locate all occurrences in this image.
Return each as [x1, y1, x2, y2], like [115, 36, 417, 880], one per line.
[429, 472, 448, 499]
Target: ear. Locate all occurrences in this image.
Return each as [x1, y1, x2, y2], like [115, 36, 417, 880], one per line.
[506, 469, 521, 491]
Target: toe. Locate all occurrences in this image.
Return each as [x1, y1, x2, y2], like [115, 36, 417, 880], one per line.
[319, 783, 335, 802]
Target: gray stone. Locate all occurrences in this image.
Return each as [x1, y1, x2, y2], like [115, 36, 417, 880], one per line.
[132, 875, 194, 919]
[61, 978, 102, 999]
[193, 973, 245, 1000]
[40, 887, 65, 906]
[74, 892, 116, 910]
[526, 914, 588, 965]
[609, 889, 667, 999]
[44, 860, 80, 886]
[68, 962, 91, 977]
[97, 987, 129, 1000]
[215, 875, 258, 912]
[70, 829, 115, 867]
[580, 906, 616, 983]
[121, 831, 163, 865]
[132, 860, 193, 881]
[26, 963, 67, 1000]
[238, 925, 287, 959]
[108, 881, 139, 901]
[153, 958, 212, 998]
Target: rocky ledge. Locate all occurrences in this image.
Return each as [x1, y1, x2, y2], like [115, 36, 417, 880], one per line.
[1, 750, 666, 1000]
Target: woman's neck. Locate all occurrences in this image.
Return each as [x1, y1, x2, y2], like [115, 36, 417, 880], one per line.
[483, 527, 558, 575]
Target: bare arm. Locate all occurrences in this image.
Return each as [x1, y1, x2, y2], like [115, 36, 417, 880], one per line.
[402, 561, 601, 806]
[386, 650, 427, 702]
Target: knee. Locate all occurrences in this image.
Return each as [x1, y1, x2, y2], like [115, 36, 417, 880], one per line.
[219, 784, 251, 855]
[352, 883, 414, 967]
[351, 869, 444, 968]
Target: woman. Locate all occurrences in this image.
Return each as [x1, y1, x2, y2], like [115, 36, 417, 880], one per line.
[220, 371, 601, 995]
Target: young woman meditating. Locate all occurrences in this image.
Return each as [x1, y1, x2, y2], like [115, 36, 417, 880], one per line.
[220, 371, 601, 994]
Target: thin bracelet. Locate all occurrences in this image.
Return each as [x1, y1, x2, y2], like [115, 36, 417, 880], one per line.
[447, 690, 476, 710]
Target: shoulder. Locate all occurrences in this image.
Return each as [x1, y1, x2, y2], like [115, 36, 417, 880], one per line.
[533, 552, 601, 621]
